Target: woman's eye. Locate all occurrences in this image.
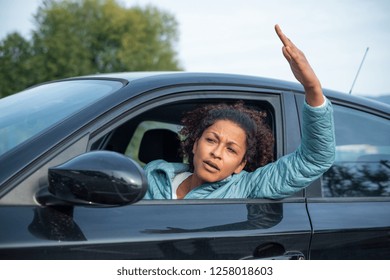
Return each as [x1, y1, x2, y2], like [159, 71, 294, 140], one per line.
[227, 147, 237, 154]
[206, 137, 215, 143]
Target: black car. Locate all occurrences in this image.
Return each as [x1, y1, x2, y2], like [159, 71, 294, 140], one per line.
[0, 72, 389, 260]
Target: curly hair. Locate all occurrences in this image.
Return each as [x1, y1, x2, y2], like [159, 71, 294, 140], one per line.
[179, 101, 274, 172]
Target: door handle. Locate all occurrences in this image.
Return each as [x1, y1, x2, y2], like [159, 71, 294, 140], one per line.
[243, 251, 305, 260]
[241, 243, 306, 260]
[265, 251, 306, 260]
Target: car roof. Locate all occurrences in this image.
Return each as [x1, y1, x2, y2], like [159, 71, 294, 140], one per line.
[66, 71, 389, 114]
[74, 71, 305, 91]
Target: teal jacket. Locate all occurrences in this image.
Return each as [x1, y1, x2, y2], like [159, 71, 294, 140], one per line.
[144, 99, 335, 199]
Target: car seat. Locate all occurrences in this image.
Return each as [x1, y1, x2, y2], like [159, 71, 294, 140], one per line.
[138, 129, 182, 164]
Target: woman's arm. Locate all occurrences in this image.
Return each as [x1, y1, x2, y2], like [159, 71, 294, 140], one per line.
[275, 24, 324, 107]
[246, 25, 335, 199]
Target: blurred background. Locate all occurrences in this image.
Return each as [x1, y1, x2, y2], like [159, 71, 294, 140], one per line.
[1, 0, 389, 103]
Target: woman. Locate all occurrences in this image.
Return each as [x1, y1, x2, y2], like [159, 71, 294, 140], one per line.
[143, 25, 335, 199]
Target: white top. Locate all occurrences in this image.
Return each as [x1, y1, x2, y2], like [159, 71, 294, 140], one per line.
[171, 172, 192, 199]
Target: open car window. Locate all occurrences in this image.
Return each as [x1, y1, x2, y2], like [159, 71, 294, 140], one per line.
[90, 97, 279, 200]
[92, 99, 276, 163]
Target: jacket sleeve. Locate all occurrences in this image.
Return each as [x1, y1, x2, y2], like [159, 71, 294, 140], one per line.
[142, 160, 170, 199]
[248, 98, 336, 199]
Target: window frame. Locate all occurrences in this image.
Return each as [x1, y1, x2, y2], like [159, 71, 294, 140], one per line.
[88, 86, 304, 202]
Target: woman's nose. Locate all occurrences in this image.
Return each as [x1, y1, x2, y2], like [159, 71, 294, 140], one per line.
[211, 144, 223, 158]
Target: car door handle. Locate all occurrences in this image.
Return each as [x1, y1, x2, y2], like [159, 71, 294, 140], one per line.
[241, 243, 306, 260]
[243, 251, 305, 260]
[262, 251, 305, 260]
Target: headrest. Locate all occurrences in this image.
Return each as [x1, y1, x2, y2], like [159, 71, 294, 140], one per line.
[139, 129, 182, 163]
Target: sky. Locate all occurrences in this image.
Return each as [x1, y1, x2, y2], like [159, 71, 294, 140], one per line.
[1, 0, 390, 97]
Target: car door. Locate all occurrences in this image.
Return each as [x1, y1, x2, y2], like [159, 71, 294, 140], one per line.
[0, 200, 310, 260]
[304, 98, 390, 259]
[0, 86, 312, 260]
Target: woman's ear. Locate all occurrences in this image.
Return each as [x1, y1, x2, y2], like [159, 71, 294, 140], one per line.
[192, 138, 199, 154]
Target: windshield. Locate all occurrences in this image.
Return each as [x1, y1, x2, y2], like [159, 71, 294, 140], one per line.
[0, 79, 123, 157]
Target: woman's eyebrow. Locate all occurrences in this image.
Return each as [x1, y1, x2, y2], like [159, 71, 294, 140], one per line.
[209, 132, 242, 147]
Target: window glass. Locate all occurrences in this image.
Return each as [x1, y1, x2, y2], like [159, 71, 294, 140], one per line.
[322, 105, 390, 197]
[0, 80, 123, 157]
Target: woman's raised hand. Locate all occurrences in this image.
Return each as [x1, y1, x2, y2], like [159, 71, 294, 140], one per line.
[275, 24, 324, 106]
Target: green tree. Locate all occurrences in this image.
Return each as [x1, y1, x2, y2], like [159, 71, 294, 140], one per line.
[0, 0, 182, 97]
[0, 33, 36, 97]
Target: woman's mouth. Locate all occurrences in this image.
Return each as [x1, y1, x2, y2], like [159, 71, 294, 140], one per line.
[203, 160, 220, 171]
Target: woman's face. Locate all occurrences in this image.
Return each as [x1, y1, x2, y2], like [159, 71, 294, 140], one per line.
[192, 119, 247, 184]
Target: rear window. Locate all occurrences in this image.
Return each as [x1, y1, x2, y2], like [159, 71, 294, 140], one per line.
[0, 80, 123, 157]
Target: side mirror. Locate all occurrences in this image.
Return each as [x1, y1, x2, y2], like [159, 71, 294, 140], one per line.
[36, 151, 147, 207]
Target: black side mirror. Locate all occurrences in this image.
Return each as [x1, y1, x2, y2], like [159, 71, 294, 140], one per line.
[36, 151, 147, 207]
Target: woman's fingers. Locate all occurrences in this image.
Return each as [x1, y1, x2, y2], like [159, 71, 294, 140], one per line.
[282, 46, 292, 61]
[275, 24, 289, 46]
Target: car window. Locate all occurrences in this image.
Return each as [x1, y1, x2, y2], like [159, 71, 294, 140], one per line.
[322, 104, 390, 197]
[0, 80, 123, 157]
[90, 96, 280, 199]
[93, 98, 276, 163]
